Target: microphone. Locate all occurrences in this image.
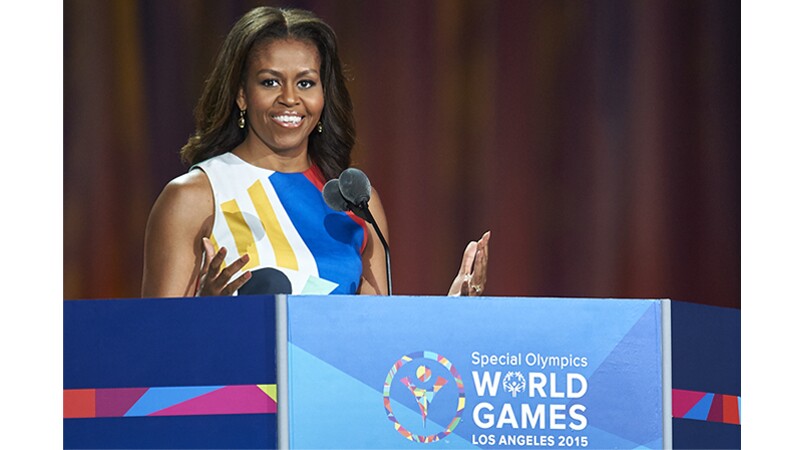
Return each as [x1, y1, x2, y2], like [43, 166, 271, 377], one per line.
[322, 178, 350, 212]
[322, 178, 370, 222]
[322, 168, 392, 295]
[338, 167, 371, 206]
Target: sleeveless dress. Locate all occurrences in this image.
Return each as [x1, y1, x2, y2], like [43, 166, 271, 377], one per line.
[192, 152, 368, 295]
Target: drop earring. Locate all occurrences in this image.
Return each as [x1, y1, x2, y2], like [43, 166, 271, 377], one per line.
[317, 121, 323, 133]
[238, 109, 246, 129]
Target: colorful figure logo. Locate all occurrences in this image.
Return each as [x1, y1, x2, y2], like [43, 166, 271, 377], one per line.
[383, 351, 465, 443]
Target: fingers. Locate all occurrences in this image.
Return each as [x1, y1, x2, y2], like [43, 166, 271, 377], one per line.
[206, 246, 228, 279]
[202, 237, 215, 259]
[199, 254, 250, 296]
[471, 231, 490, 285]
[209, 253, 249, 293]
[198, 238, 251, 296]
[480, 230, 491, 247]
[458, 241, 478, 275]
[218, 253, 250, 281]
[466, 231, 490, 296]
[460, 279, 470, 296]
[221, 270, 252, 296]
[201, 237, 216, 272]
[448, 231, 492, 297]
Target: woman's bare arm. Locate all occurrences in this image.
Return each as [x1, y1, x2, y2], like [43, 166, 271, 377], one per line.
[357, 189, 389, 296]
[141, 170, 214, 297]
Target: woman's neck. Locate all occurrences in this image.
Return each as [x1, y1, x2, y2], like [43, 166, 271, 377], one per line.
[232, 140, 311, 173]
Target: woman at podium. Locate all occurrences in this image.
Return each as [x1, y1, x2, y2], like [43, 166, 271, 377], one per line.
[141, 6, 489, 299]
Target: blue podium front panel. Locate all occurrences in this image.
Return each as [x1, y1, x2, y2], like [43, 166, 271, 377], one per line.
[63, 295, 278, 449]
[670, 301, 741, 449]
[286, 296, 668, 449]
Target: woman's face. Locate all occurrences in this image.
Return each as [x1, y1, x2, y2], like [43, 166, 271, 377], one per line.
[237, 38, 324, 156]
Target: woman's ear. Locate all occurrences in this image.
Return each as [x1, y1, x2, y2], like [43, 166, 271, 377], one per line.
[236, 86, 247, 110]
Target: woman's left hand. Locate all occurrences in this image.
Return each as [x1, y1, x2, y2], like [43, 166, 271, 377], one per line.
[448, 231, 491, 296]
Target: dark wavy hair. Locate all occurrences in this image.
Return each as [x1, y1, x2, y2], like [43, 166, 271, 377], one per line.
[180, 7, 355, 180]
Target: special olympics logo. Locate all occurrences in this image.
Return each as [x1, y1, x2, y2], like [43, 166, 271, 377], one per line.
[503, 371, 526, 397]
[383, 351, 465, 443]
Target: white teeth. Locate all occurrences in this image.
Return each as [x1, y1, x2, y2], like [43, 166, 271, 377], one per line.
[274, 115, 302, 124]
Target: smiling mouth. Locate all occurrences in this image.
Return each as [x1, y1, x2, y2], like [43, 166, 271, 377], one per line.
[271, 114, 304, 128]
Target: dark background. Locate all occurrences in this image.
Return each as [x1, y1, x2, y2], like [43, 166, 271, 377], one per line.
[64, 0, 740, 308]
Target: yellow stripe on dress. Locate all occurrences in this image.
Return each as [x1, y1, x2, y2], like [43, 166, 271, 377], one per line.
[247, 179, 299, 270]
[220, 199, 259, 270]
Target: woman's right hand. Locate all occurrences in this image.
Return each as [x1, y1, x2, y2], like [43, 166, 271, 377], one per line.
[196, 237, 252, 296]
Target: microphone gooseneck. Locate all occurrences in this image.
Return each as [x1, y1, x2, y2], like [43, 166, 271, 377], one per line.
[322, 168, 392, 295]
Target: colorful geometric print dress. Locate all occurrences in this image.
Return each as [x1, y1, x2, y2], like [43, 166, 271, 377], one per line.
[192, 152, 368, 295]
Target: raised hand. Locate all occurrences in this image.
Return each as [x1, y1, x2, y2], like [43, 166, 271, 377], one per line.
[448, 231, 491, 296]
[196, 237, 252, 296]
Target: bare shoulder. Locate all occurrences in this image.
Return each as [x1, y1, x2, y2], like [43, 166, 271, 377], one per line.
[157, 170, 213, 211]
[162, 170, 211, 201]
[148, 169, 214, 234]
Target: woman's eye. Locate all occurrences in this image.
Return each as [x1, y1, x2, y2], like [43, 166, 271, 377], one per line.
[298, 80, 316, 89]
[261, 79, 279, 87]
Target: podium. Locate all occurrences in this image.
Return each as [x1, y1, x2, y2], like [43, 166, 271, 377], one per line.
[63, 296, 740, 449]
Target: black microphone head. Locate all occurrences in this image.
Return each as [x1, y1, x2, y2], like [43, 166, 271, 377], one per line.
[339, 167, 371, 205]
[322, 179, 349, 212]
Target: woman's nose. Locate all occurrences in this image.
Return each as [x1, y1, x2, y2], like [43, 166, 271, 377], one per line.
[278, 85, 298, 105]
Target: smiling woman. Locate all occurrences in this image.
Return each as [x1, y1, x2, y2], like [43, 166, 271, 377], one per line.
[236, 39, 325, 162]
[140, 6, 490, 299]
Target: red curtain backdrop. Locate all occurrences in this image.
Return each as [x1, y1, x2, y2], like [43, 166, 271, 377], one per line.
[64, 0, 740, 308]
